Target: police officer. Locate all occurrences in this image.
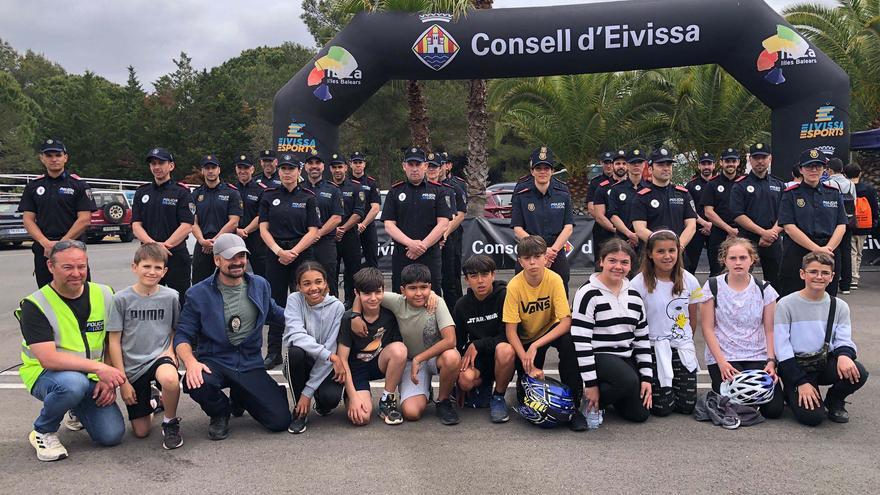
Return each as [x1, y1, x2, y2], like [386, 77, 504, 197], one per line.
[591, 150, 627, 264]
[429, 152, 466, 308]
[18, 139, 97, 287]
[777, 149, 848, 297]
[632, 148, 697, 247]
[233, 153, 268, 277]
[302, 149, 344, 296]
[132, 148, 194, 305]
[587, 151, 616, 217]
[701, 148, 744, 276]
[682, 152, 715, 273]
[441, 152, 468, 200]
[608, 149, 650, 256]
[258, 154, 319, 368]
[382, 147, 453, 292]
[348, 151, 381, 268]
[329, 153, 365, 306]
[254, 150, 282, 188]
[730, 143, 785, 288]
[511, 146, 575, 294]
[191, 154, 243, 284]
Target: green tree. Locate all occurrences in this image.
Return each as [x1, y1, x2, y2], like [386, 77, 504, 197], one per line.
[0, 71, 39, 173]
[301, 0, 350, 46]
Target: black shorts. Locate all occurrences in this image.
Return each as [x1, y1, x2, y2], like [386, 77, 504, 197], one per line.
[126, 356, 178, 420]
[472, 347, 496, 382]
[350, 358, 385, 392]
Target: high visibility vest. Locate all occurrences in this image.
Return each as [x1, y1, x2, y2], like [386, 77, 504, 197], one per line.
[17, 282, 113, 392]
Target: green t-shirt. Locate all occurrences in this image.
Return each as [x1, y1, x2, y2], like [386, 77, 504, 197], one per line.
[217, 279, 259, 346]
[380, 292, 454, 360]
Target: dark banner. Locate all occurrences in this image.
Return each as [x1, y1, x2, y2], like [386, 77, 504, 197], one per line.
[373, 216, 880, 272]
[274, 0, 850, 171]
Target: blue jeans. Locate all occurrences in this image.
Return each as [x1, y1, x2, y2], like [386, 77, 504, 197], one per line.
[30, 370, 125, 446]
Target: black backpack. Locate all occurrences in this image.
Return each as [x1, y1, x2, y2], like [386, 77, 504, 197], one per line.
[708, 274, 770, 308]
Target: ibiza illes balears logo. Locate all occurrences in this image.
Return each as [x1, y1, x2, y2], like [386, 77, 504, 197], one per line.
[307, 46, 361, 101]
[413, 13, 460, 71]
[756, 25, 815, 85]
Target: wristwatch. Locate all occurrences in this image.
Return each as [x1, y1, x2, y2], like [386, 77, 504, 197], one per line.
[767, 357, 778, 365]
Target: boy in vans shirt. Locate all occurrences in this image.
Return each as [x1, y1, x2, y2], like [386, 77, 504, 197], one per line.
[338, 267, 407, 426]
[503, 235, 585, 431]
[107, 243, 183, 449]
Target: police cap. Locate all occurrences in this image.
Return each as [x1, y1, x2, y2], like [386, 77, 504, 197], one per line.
[626, 148, 647, 163]
[698, 152, 715, 163]
[426, 152, 442, 167]
[530, 146, 555, 168]
[798, 148, 828, 168]
[649, 148, 674, 164]
[349, 151, 366, 162]
[329, 153, 346, 166]
[146, 147, 174, 163]
[278, 154, 303, 169]
[749, 142, 772, 156]
[40, 139, 67, 154]
[199, 154, 220, 167]
[234, 154, 253, 167]
[720, 148, 740, 160]
[600, 151, 615, 163]
[259, 150, 277, 160]
[404, 147, 426, 163]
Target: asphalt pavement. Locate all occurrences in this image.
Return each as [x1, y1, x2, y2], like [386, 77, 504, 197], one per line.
[0, 240, 877, 494]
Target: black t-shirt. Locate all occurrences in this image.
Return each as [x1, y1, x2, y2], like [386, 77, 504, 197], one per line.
[338, 308, 401, 364]
[20, 284, 92, 346]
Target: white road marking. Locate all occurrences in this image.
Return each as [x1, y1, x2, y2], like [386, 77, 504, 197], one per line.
[0, 382, 713, 390]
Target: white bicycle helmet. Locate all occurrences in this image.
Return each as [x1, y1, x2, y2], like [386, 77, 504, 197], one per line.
[720, 370, 775, 406]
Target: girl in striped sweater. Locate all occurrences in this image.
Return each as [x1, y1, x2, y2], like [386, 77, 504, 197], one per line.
[571, 238, 652, 423]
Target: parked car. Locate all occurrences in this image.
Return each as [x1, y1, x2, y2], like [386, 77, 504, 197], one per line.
[485, 182, 515, 219]
[0, 194, 30, 246]
[87, 189, 133, 242]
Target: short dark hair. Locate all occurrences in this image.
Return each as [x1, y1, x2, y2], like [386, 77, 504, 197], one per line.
[133, 242, 167, 265]
[48, 239, 87, 262]
[827, 157, 844, 174]
[791, 164, 802, 180]
[295, 261, 327, 286]
[844, 162, 862, 179]
[517, 235, 547, 258]
[353, 267, 384, 293]
[462, 254, 496, 275]
[802, 251, 835, 270]
[401, 263, 431, 286]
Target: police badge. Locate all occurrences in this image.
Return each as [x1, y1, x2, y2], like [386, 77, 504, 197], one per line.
[229, 315, 242, 333]
[796, 198, 806, 208]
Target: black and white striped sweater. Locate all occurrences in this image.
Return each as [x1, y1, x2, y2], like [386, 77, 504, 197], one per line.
[571, 274, 652, 387]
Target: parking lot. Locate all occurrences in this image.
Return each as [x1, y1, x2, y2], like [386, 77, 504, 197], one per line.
[0, 240, 877, 494]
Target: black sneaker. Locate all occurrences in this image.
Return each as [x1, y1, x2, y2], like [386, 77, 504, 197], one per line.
[208, 415, 229, 441]
[313, 401, 333, 417]
[825, 397, 850, 423]
[378, 394, 404, 425]
[288, 415, 308, 434]
[569, 411, 588, 432]
[263, 353, 282, 370]
[436, 399, 460, 426]
[162, 417, 183, 450]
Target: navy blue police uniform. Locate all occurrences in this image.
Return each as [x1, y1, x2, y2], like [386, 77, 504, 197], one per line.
[132, 147, 195, 305]
[17, 139, 97, 287]
[259, 155, 320, 365]
[303, 150, 345, 297]
[381, 147, 453, 292]
[682, 151, 715, 274]
[591, 175, 621, 266]
[349, 151, 381, 268]
[255, 150, 282, 188]
[699, 149, 742, 276]
[729, 143, 785, 288]
[631, 180, 697, 239]
[330, 153, 366, 306]
[777, 149, 848, 297]
[191, 155, 244, 284]
[234, 154, 268, 277]
[510, 147, 575, 295]
[586, 151, 615, 209]
[434, 153, 467, 309]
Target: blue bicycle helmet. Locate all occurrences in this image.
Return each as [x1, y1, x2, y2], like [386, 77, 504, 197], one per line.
[517, 375, 575, 428]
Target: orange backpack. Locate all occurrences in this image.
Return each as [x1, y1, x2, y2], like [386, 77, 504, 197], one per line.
[854, 195, 873, 230]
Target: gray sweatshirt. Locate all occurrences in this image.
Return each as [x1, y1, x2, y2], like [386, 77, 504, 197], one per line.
[283, 292, 344, 398]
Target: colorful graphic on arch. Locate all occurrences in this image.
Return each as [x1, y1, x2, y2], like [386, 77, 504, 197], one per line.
[756, 25, 810, 85]
[413, 24, 460, 71]
[307, 46, 359, 101]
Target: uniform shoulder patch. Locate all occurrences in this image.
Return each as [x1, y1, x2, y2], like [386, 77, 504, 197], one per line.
[637, 187, 652, 195]
[428, 180, 442, 186]
[257, 182, 268, 189]
[350, 178, 361, 184]
[69, 173, 82, 180]
[367, 176, 375, 181]
[599, 179, 611, 187]
[391, 181, 405, 188]
[328, 181, 341, 188]
[821, 182, 838, 191]
[675, 185, 689, 193]
[454, 175, 465, 181]
[265, 186, 278, 192]
[515, 188, 531, 195]
[177, 181, 190, 188]
[734, 176, 747, 183]
[301, 188, 316, 196]
[516, 174, 531, 183]
[784, 183, 800, 192]
[554, 178, 568, 186]
[226, 183, 238, 190]
[440, 182, 453, 188]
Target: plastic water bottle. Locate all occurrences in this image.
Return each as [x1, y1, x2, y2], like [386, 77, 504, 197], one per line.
[582, 403, 603, 430]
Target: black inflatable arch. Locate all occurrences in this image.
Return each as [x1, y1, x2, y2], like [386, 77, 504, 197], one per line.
[273, 0, 850, 167]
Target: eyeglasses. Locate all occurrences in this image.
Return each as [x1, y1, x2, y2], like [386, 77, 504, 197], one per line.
[800, 164, 823, 171]
[804, 269, 833, 277]
[49, 239, 87, 258]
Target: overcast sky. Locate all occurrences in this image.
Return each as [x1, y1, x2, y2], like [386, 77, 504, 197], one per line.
[0, 0, 837, 88]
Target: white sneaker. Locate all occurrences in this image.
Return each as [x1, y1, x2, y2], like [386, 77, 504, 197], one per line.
[62, 411, 84, 431]
[29, 430, 69, 461]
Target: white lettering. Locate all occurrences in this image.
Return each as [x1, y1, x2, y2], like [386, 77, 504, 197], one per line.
[472, 33, 490, 56]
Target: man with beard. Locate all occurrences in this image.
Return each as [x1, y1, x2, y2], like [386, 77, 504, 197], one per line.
[683, 152, 716, 273]
[586, 151, 616, 217]
[591, 150, 627, 264]
[176, 233, 290, 440]
[302, 150, 344, 296]
[631, 148, 697, 247]
[700, 148, 744, 276]
[329, 153, 365, 307]
[349, 151, 381, 268]
[254, 150, 282, 188]
[191, 155, 242, 284]
[233, 154, 268, 277]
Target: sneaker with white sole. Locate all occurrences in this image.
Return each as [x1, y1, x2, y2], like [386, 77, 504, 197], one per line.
[62, 411, 84, 431]
[29, 430, 68, 462]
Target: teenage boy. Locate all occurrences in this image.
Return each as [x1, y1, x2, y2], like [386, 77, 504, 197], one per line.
[338, 267, 408, 426]
[454, 255, 515, 423]
[774, 252, 869, 426]
[107, 243, 183, 449]
[351, 263, 461, 425]
[503, 235, 585, 431]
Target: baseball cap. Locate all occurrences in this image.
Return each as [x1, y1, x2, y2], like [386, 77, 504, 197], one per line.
[698, 152, 715, 163]
[720, 148, 740, 160]
[329, 153, 346, 166]
[798, 148, 828, 168]
[40, 139, 67, 154]
[649, 148, 674, 164]
[259, 150, 276, 160]
[626, 148, 647, 163]
[404, 147, 426, 163]
[199, 154, 220, 167]
[349, 151, 366, 162]
[278, 154, 303, 168]
[234, 154, 253, 167]
[146, 147, 174, 162]
[750, 142, 772, 156]
[426, 152, 442, 167]
[213, 233, 250, 259]
[304, 149, 323, 163]
[600, 151, 614, 163]
[529, 146, 555, 168]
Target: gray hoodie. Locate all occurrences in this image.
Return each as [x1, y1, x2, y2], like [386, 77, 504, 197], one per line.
[283, 292, 345, 398]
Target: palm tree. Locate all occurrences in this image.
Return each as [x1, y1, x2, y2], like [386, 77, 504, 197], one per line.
[488, 72, 674, 210]
[336, 0, 473, 149]
[465, 0, 492, 216]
